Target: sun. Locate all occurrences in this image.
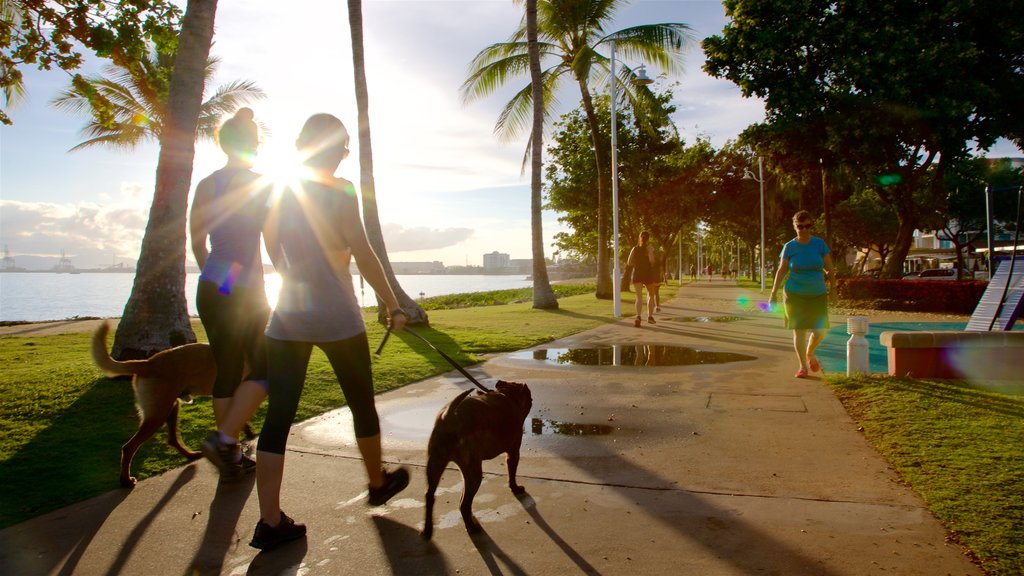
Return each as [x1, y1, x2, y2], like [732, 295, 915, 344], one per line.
[255, 140, 306, 193]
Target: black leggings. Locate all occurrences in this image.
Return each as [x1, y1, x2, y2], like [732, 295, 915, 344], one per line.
[257, 332, 380, 455]
[196, 280, 269, 398]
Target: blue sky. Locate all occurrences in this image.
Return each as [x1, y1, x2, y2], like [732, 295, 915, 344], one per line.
[1, 0, 1020, 269]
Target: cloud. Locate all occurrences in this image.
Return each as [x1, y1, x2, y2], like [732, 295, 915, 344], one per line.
[0, 198, 148, 267]
[381, 223, 475, 253]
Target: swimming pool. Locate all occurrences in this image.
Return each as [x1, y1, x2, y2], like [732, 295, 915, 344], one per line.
[816, 321, 1021, 374]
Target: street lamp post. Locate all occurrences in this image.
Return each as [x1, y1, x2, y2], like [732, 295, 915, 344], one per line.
[743, 157, 766, 292]
[610, 40, 621, 317]
[609, 41, 652, 317]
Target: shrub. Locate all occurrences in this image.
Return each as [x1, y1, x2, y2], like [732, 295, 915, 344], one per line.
[835, 278, 988, 314]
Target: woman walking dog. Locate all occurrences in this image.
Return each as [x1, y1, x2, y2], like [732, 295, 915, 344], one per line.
[250, 113, 409, 550]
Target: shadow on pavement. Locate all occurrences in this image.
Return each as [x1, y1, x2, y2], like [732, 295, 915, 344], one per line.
[371, 515, 450, 575]
[188, 473, 256, 574]
[547, 438, 841, 575]
[0, 490, 127, 576]
[516, 493, 601, 575]
[105, 465, 197, 575]
[246, 537, 308, 576]
[470, 528, 529, 576]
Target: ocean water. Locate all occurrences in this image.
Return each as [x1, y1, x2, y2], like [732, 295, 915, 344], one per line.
[0, 272, 534, 322]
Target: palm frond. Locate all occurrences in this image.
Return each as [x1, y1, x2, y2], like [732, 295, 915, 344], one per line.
[68, 123, 152, 151]
[495, 65, 566, 143]
[601, 24, 695, 76]
[461, 47, 533, 104]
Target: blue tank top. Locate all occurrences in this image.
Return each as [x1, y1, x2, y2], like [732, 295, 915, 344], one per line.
[781, 236, 830, 296]
[265, 179, 365, 343]
[198, 168, 269, 293]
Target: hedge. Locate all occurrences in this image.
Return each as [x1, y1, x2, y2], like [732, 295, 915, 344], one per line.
[835, 278, 988, 314]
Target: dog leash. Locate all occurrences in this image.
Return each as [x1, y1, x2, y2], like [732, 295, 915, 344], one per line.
[375, 326, 492, 392]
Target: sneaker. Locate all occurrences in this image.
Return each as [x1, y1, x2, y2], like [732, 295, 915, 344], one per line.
[367, 467, 410, 506]
[200, 432, 243, 481]
[655, 306, 662, 313]
[648, 316, 657, 324]
[634, 317, 642, 328]
[249, 511, 306, 550]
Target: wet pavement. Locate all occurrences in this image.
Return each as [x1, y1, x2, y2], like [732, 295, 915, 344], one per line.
[0, 280, 982, 575]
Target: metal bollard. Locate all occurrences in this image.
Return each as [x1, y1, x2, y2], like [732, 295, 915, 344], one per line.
[846, 317, 870, 375]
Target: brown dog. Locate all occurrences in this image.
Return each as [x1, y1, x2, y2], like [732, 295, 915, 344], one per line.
[90, 321, 251, 487]
[422, 380, 532, 539]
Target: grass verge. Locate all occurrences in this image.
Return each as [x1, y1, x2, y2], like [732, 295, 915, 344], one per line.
[826, 375, 1024, 576]
[0, 282, 675, 528]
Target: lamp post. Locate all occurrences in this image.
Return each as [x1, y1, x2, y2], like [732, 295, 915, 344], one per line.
[609, 41, 652, 317]
[743, 157, 766, 292]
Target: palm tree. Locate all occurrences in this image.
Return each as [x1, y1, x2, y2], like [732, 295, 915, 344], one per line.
[347, 0, 428, 325]
[51, 51, 264, 151]
[524, 0, 558, 309]
[461, 0, 692, 299]
[111, 0, 219, 359]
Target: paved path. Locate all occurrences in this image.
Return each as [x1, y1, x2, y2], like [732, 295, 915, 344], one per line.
[0, 281, 980, 575]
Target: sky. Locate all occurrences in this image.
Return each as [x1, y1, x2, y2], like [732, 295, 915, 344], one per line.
[1, 0, 1021, 270]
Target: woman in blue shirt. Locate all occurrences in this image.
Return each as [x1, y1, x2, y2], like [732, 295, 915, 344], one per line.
[768, 211, 835, 378]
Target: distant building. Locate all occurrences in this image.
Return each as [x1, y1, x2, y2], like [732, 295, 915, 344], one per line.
[482, 251, 510, 271]
[509, 258, 532, 274]
[390, 261, 446, 274]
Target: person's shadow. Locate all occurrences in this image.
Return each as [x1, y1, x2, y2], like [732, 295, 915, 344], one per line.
[188, 472, 256, 574]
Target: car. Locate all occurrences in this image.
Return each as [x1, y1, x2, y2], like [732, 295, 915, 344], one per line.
[903, 268, 973, 281]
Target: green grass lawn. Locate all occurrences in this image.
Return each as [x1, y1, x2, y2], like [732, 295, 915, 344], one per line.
[826, 375, 1024, 576]
[0, 282, 664, 528]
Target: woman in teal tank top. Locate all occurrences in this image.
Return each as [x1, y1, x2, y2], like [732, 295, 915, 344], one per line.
[768, 210, 836, 378]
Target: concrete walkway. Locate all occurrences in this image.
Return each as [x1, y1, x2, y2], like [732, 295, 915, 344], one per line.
[0, 281, 981, 575]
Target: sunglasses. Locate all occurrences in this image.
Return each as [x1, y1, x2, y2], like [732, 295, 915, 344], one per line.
[796, 223, 814, 230]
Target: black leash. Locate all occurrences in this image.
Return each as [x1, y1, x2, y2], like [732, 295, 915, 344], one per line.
[375, 326, 492, 392]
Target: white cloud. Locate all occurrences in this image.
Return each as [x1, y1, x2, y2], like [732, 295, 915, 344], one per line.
[0, 198, 148, 267]
[381, 223, 475, 252]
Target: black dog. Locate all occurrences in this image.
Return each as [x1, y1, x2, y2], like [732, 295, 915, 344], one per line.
[422, 380, 532, 539]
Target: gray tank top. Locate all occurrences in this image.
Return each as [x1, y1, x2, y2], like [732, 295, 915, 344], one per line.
[265, 180, 365, 342]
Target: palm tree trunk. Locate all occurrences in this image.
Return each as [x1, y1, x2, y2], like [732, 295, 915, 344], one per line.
[347, 0, 427, 325]
[526, 0, 558, 310]
[112, 0, 217, 359]
[578, 80, 613, 299]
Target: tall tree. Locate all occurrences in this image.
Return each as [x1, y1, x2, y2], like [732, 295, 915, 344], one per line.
[0, 0, 181, 124]
[704, 0, 1024, 279]
[461, 0, 692, 299]
[112, 0, 218, 359]
[51, 52, 264, 151]
[346, 0, 427, 324]
[523, 0, 558, 309]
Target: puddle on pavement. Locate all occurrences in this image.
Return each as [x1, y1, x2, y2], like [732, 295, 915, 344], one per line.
[511, 345, 756, 367]
[672, 316, 744, 323]
[531, 418, 615, 436]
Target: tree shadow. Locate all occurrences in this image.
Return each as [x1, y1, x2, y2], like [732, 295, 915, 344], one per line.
[515, 493, 600, 575]
[188, 473, 256, 575]
[0, 488, 127, 576]
[104, 466, 197, 576]
[887, 378, 1024, 418]
[370, 515, 450, 575]
[543, 438, 841, 575]
[0, 377, 145, 528]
